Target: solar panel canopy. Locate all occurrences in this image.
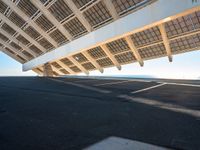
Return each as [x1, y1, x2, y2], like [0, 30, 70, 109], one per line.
[0, 0, 200, 76]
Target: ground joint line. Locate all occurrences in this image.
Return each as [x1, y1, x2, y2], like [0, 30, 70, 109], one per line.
[95, 80, 131, 86]
[131, 83, 166, 94]
[49, 78, 111, 94]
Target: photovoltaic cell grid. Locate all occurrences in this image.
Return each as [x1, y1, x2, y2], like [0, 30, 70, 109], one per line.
[73, 53, 88, 63]
[96, 57, 114, 67]
[24, 26, 41, 40]
[112, 0, 145, 15]
[72, 0, 93, 9]
[87, 47, 107, 59]
[60, 69, 69, 74]
[49, 29, 69, 45]
[40, 0, 49, 4]
[5, 47, 15, 55]
[16, 55, 26, 62]
[60, 58, 74, 66]
[35, 14, 54, 31]
[114, 51, 136, 64]
[70, 66, 81, 73]
[0, 0, 7, 13]
[0, 0, 200, 75]
[131, 26, 162, 48]
[1, 23, 16, 36]
[10, 42, 22, 51]
[8, 12, 26, 28]
[63, 17, 87, 38]
[0, 0, 155, 64]
[83, 1, 112, 28]
[82, 62, 96, 70]
[48, 0, 73, 22]
[170, 33, 200, 53]
[38, 38, 55, 51]
[106, 38, 130, 54]
[29, 45, 43, 55]
[22, 51, 33, 59]
[17, 0, 38, 17]
[165, 11, 200, 38]
[138, 43, 166, 59]
[51, 62, 62, 69]
[0, 32, 9, 41]
[16, 34, 30, 45]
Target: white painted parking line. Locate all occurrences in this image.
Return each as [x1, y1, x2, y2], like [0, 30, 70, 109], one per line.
[95, 80, 131, 86]
[95, 79, 151, 86]
[84, 136, 169, 150]
[131, 83, 166, 94]
[49, 78, 111, 94]
[118, 95, 200, 118]
[163, 82, 200, 88]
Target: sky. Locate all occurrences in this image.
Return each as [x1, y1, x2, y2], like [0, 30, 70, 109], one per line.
[0, 50, 200, 79]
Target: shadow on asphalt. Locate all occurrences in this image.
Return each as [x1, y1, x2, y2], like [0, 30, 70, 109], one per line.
[0, 77, 199, 150]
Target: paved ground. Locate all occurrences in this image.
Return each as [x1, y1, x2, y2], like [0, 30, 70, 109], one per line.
[0, 77, 200, 150]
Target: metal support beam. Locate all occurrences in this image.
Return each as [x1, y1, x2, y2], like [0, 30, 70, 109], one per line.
[125, 36, 144, 67]
[0, 13, 46, 52]
[100, 45, 121, 70]
[103, 0, 118, 20]
[30, 0, 73, 41]
[68, 56, 89, 75]
[64, 0, 92, 32]
[82, 51, 104, 73]
[2, 0, 58, 48]
[0, 28, 36, 57]
[159, 23, 173, 62]
[56, 61, 75, 74]
[0, 39, 29, 61]
[32, 68, 43, 76]
[51, 66, 65, 76]
[43, 63, 54, 77]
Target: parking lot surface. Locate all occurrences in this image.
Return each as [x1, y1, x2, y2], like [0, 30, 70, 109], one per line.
[0, 77, 199, 150]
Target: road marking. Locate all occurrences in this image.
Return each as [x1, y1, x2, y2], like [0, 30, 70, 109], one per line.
[84, 136, 169, 150]
[95, 80, 132, 86]
[131, 83, 166, 94]
[118, 95, 200, 118]
[163, 82, 200, 88]
[95, 79, 151, 86]
[49, 78, 111, 94]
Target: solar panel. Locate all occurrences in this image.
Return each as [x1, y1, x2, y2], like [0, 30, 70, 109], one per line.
[88, 47, 107, 59]
[73, 53, 88, 63]
[83, 1, 112, 28]
[63, 17, 87, 38]
[96, 57, 114, 67]
[138, 43, 166, 59]
[115, 51, 136, 64]
[48, 0, 73, 22]
[106, 38, 130, 54]
[17, 0, 38, 17]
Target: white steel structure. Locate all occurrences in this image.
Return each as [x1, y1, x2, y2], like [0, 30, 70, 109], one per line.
[0, 0, 200, 76]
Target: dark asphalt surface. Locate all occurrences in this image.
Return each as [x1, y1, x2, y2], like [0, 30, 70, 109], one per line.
[0, 77, 200, 150]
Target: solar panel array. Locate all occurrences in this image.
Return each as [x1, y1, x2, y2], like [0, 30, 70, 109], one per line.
[45, 10, 200, 75]
[0, 0, 199, 75]
[0, 0, 154, 64]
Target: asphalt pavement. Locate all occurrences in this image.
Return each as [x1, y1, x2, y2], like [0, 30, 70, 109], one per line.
[0, 77, 199, 150]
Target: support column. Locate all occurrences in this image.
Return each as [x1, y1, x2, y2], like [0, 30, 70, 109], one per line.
[43, 63, 53, 77]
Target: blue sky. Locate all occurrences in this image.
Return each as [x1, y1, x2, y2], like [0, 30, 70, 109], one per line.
[0, 50, 200, 79]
